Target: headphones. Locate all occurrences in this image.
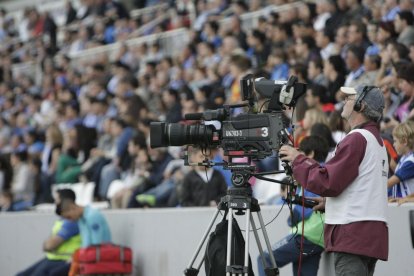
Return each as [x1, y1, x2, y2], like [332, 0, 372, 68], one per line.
[353, 86, 375, 112]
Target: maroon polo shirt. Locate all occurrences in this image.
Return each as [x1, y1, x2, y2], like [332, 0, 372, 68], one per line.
[292, 122, 388, 260]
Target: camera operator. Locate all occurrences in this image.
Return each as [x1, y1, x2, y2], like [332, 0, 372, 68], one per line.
[279, 85, 389, 276]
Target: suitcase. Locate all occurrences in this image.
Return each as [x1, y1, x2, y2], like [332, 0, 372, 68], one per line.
[70, 243, 132, 276]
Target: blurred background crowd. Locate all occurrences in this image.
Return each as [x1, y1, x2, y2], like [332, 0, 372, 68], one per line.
[0, 0, 414, 212]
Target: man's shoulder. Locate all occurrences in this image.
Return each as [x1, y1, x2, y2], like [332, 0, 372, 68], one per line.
[61, 219, 79, 228]
[83, 206, 105, 220]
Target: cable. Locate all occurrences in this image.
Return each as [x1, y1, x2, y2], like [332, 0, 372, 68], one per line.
[237, 199, 288, 234]
[297, 194, 305, 276]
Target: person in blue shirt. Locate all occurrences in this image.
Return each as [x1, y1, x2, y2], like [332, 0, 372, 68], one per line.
[16, 189, 81, 276]
[58, 195, 112, 247]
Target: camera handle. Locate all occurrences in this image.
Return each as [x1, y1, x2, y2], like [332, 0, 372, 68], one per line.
[184, 173, 280, 276]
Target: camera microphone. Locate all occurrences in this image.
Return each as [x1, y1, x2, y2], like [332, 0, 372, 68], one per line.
[184, 109, 228, 121]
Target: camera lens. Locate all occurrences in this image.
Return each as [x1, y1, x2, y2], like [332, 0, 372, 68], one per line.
[150, 122, 215, 148]
[169, 124, 214, 147]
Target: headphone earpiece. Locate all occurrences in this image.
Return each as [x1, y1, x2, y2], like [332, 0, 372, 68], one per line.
[353, 86, 374, 112]
[353, 98, 363, 112]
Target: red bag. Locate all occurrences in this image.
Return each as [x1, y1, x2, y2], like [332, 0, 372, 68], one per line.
[71, 243, 133, 275]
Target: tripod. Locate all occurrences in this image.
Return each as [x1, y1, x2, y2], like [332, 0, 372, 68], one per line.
[184, 171, 280, 276]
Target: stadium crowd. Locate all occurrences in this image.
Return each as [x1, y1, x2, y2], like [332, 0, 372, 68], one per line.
[0, 0, 414, 212]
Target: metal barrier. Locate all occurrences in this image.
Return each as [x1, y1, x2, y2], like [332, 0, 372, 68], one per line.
[69, 28, 190, 64]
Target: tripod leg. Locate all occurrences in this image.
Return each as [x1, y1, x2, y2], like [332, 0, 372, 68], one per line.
[226, 207, 234, 276]
[185, 208, 221, 275]
[243, 208, 252, 276]
[250, 213, 267, 271]
[256, 211, 278, 270]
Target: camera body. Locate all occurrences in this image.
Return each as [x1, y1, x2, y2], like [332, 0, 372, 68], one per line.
[150, 75, 305, 164]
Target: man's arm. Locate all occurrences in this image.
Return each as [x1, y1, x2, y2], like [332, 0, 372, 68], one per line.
[44, 220, 79, 252]
[43, 235, 65, 252]
[280, 132, 366, 197]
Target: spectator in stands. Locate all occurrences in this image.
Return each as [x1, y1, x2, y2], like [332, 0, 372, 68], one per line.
[377, 21, 398, 50]
[394, 10, 414, 48]
[295, 108, 329, 147]
[55, 127, 82, 184]
[382, 0, 401, 21]
[228, 53, 252, 104]
[201, 20, 222, 49]
[107, 61, 130, 95]
[365, 21, 379, 54]
[387, 41, 410, 65]
[347, 20, 371, 51]
[0, 153, 13, 192]
[269, 22, 293, 50]
[111, 146, 151, 209]
[40, 124, 63, 196]
[10, 150, 35, 210]
[135, 150, 189, 208]
[344, 0, 370, 24]
[388, 120, 414, 199]
[127, 145, 173, 208]
[310, 123, 338, 161]
[266, 47, 289, 81]
[64, 0, 77, 25]
[362, 53, 381, 85]
[30, 157, 47, 206]
[395, 62, 414, 122]
[307, 57, 328, 87]
[227, 15, 248, 50]
[82, 97, 107, 132]
[179, 148, 227, 207]
[333, 24, 349, 58]
[305, 84, 332, 113]
[314, 0, 335, 32]
[258, 135, 328, 276]
[196, 41, 220, 69]
[246, 29, 270, 68]
[16, 188, 81, 276]
[55, 124, 96, 185]
[328, 110, 348, 144]
[343, 45, 367, 88]
[98, 117, 133, 200]
[68, 25, 90, 56]
[380, 82, 401, 125]
[59, 101, 82, 133]
[23, 129, 44, 159]
[289, 63, 308, 84]
[294, 35, 320, 65]
[315, 28, 337, 60]
[323, 55, 346, 104]
[81, 117, 115, 198]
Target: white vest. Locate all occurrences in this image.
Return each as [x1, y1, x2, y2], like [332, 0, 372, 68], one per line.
[325, 129, 388, 224]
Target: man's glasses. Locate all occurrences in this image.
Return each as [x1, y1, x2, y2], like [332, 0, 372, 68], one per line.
[344, 95, 356, 102]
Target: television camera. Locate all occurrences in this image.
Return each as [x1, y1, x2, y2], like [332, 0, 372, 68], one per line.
[150, 74, 306, 184]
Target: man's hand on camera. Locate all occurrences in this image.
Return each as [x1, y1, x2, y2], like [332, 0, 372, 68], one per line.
[311, 197, 326, 212]
[279, 145, 301, 162]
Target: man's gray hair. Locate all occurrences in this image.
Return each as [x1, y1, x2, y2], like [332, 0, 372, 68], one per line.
[362, 102, 382, 122]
